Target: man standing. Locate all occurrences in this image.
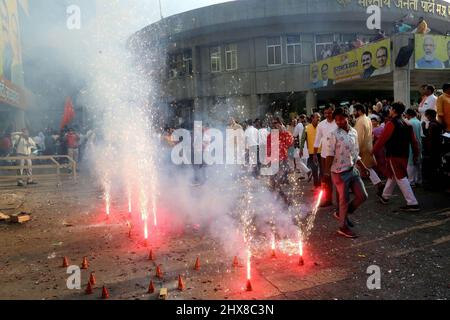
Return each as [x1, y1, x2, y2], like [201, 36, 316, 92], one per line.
[374, 102, 420, 212]
[437, 83, 450, 133]
[418, 85, 437, 117]
[354, 104, 384, 194]
[300, 113, 322, 189]
[314, 105, 338, 207]
[11, 129, 37, 187]
[325, 108, 369, 239]
[267, 117, 293, 189]
[245, 119, 260, 177]
[65, 128, 80, 166]
[405, 109, 423, 187]
[293, 117, 312, 179]
[421, 110, 443, 191]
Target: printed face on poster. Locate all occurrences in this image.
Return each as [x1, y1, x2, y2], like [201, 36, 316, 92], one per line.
[310, 38, 391, 89]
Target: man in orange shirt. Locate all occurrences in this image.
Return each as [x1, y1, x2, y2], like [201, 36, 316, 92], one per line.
[437, 83, 450, 133]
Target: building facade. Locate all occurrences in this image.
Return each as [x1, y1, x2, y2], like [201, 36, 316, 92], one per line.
[132, 0, 450, 127]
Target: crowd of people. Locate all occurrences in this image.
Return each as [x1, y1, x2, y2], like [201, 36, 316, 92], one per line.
[160, 82, 449, 239]
[318, 16, 430, 61]
[0, 126, 95, 186]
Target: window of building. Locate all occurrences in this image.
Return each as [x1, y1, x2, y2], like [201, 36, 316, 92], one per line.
[267, 37, 282, 66]
[225, 44, 238, 71]
[315, 34, 334, 61]
[210, 46, 221, 72]
[168, 49, 193, 78]
[286, 35, 302, 64]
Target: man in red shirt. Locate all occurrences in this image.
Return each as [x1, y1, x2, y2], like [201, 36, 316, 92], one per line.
[374, 102, 420, 212]
[267, 117, 294, 190]
[65, 128, 80, 168]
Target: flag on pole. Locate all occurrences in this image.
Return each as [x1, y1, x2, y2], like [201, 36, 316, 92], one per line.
[60, 97, 75, 129]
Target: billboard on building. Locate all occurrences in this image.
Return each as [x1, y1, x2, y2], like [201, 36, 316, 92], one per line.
[0, 0, 28, 108]
[310, 38, 391, 89]
[415, 34, 450, 69]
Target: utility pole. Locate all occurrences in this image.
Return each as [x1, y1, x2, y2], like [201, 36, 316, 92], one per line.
[159, 0, 163, 20]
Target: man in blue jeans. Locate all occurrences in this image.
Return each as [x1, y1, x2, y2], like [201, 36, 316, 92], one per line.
[325, 108, 370, 238]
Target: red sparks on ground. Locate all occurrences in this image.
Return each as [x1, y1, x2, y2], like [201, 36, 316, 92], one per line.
[298, 239, 304, 266]
[246, 249, 252, 291]
[315, 189, 324, 212]
[271, 235, 276, 258]
[105, 193, 111, 216]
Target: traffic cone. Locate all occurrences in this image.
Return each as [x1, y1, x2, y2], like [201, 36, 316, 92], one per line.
[232, 256, 239, 268]
[85, 282, 93, 295]
[89, 272, 96, 286]
[271, 249, 276, 258]
[246, 279, 253, 292]
[81, 257, 89, 269]
[148, 249, 155, 261]
[298, 256, 304, 266]
[194, 257, 200, 271]
[148, 280, 155, 294]
[177, 275, 185, 291]
[101, 286, 109, 299]
[156, 265, 163, 279]
[62, 257, 69, 268]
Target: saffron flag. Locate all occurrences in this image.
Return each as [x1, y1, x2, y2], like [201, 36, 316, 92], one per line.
[60, 97, 75, 129]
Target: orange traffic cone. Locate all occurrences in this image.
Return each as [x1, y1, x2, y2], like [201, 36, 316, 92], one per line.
[85, 282, 93, 295]
[62, 257, 69, 268]
[148, 249, 155, 261]
[101, 286, 109, 299]
[298, 256, 304, 266]
[81, 257, 89, 269]
[194, 257, 200, 271]
[177, 275, 185, 291]
[271, 249, 276, 258]
[232, 256, 239, 268]
[148, 280, 155, 294]
[89, 272, 96, 286]
[156, 265, 163, 279]
[246, 279, 253, 292]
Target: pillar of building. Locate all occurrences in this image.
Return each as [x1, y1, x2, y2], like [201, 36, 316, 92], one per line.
[15, 110, 26, 131]
[392, 34, 412, 106]
[306, 90, 317, 115]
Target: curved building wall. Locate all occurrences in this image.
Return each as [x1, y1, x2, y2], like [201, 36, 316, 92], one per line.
[132, 0, 450, 124]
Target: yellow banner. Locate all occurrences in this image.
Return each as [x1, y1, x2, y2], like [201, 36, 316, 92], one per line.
[310, 38, 391, 89]
[0, 0, 28, 108]
[415, 34, 450, 69]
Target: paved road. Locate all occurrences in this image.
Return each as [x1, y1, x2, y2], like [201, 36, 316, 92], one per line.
[0, 176, 449, 300]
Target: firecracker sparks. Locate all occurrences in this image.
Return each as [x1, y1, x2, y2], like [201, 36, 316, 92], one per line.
[105, 189, 111, 216]
[271, 234, 276, 258]
[246, 249, 251, 280]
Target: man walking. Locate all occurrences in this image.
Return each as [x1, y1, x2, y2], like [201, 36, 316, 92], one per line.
[353, 104, 384, 194]
[324, 108, 369, 239]
[374, 102, 421, 212]
[300, 113, 322, 189]
[314, 105, 338, 207]
[405, 109, 423, 187]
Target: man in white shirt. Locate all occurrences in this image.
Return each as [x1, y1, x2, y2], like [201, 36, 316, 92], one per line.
[11, 129, 37, 187]
[245, 120, 260, 177]
[419, 85, 437, 118]
[314, 105, 338, 207]
[325, 107, 369, 239]
[293, 119, 312, 179]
